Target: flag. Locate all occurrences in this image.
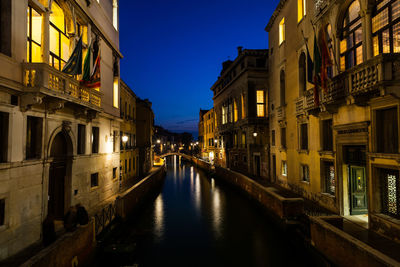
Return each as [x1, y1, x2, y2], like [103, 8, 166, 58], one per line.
[319, 27, 333, 93]
[313, 33, 321, 107]
[81, 42, 91, 82]
[85, 52, 100, 88]
[62, 36, 83, 75]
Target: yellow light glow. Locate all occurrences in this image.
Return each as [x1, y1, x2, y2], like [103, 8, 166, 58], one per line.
[241, 93, 246, 119]
[113, 79, 119, 108]
[50, 2, 65, 32]
[279, 18, 285, 45]
[234, 99, 238, 122]
[49, 26, 59, 55]
[32, 9, 42, 45]
[61, 34, 69, 61]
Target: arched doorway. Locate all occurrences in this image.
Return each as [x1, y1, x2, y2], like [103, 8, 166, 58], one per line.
[48, 131, 72, 219]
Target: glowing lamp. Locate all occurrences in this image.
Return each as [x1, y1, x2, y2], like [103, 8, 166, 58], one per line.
[122, 135, 128, 143]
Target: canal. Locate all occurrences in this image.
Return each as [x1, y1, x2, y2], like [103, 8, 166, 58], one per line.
[94, 156, 319, 267]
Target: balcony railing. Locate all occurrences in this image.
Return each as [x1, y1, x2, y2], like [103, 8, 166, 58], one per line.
[295, 97, 305, 116]
[277, 106, 285, 121]
[22, 63, 102, 109]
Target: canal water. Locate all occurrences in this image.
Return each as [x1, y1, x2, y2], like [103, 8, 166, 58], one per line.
[94, 156, 318, 267]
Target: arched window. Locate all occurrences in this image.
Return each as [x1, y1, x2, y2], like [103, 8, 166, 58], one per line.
[340, 0, 362, 71]
[49, 1, 70, 70]
[280, 69, 286, 106]
[372, 0, 400, 56]
[326, 24, 334, 78]
[298, 52, 306, 95]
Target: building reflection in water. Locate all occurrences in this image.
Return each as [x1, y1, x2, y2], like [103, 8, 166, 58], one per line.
[153, 194, 164, 242]
[195, 173, 201, 213]
[211, 178, 222, 239]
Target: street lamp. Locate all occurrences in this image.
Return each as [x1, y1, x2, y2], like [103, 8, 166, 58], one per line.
[253, 132, 258, 137]
[122, 135, 128, 143]
[157, 139, 161, 144]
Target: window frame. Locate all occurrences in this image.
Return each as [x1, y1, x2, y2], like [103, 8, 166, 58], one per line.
[49, 2, 69, 71]
[27, 6, 43, 63]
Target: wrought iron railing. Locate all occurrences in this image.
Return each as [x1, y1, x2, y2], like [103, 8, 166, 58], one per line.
[94, 202, 117, 236]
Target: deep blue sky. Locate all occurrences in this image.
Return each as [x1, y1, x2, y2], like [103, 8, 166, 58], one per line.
[119, 0, 279, 136]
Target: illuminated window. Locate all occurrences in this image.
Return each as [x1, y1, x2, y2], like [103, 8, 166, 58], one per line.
[49, 2, 69, 71]
[322, 161, 335, 195]
[27, 6, 42, 63]
[113, 79, 119, 108]
[372, 0, 400, 55]
[256, 90, 265, 117]
[340, 0, 362, 70]
[222, 105, 227, 124]
[241, 93, 246, 119]
[241, 132, 246, 147]
[279, 18, 285, 45]
[298, 0, 306, 22]
[234, 99, 238, 122]
[113, 0, 118, 30]
[282, 161, 287, 176]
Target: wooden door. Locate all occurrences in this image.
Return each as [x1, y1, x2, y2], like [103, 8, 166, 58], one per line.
[48, 162, 66, 219]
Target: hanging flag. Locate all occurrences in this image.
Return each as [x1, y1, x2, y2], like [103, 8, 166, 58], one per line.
[301, 30, 314, 84]
[85, 52, 101, 88]
[319, 27, 333, 93]
[81, 42, 92, 82]
[62, 36, 83, 75]
[313, 33, 321, 107]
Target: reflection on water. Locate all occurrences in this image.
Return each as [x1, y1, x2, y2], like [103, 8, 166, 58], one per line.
[96, 157, 315, 267]
[153, 194, 164, 242]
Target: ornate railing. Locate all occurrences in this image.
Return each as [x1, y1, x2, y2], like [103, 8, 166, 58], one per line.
[322, 72, 346, 104]
[94, 202, 117, 236]
[295, 97, 305, 116]
[276, 106, 285, 121]
[22, 63, 102, 108]
[304, 89, 316, 109]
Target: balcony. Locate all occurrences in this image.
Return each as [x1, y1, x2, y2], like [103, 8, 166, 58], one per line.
[22, 63, 102, 111]
[276, 106, 285, 121]
[295, 97, 305, 116]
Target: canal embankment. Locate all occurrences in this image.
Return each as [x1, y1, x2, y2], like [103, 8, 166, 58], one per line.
[3, 165, 166, 267]
[182, 154, 400, 267]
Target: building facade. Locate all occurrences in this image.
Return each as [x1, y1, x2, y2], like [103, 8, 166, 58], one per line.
[136, 98, 154, 176]
[212, 48, 269, 179]
[267, 0, 400, 241]
[198, 109, 207, 158]
[120, 80, 138, 187]
[202, 108, 216, 162]
[0, 0, 122, 259]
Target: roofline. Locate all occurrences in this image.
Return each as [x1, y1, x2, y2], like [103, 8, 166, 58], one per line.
[265, 0, 288, 32]
[120, 79, 138, 99]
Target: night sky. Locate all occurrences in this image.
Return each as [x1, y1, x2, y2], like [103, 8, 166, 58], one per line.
[119, 0, 279, 137]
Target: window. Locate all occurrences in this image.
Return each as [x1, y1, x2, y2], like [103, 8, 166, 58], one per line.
[322, 119, 333, 151]
[77, 124, 86, 155]
[113, 78, 119, 108]
[257, 90, 266, 117]
[380, 168, 400, 218]
[234, 99, 238, 122]
[241, 93, 246, 119]
[340, 0, 362, 70]
[0, 199, 4, 226]
[113, 130, 117, 152]
[298, 0, 306, 22]
[301, 164, 310, 182]
[27, 6, 42, 63]
[234, 133, 238, 147]
[300, 123, 308, 150]
[91, 127, 99, 154]
[113, 167, 117, 179]
[91, 173, 99, 187]
[241, 133, 246, 147]
[376, 107, 398, 153]
[372, 0, 400, 56]
[120, 131, 124, 150]
[26, 116, 43, 159]
[272, 130, 276, 146]
[281, 128, 286, 149]
[298, 52, 307, 94]
[222, 105, 228, 124]
[49, 2, 70, 70]
[282, 161, 287, 176]
[0, 0, 11, 56]
[326, 24, 334, 78]
[279, 18, 285, 45]
[280, 70, 286, 106]
[322, 161, 335, 195]
[0, 112, 9, 163]
[113, 0, 118, 30]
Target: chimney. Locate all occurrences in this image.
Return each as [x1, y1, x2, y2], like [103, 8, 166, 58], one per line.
[237, 46, 243, 55]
